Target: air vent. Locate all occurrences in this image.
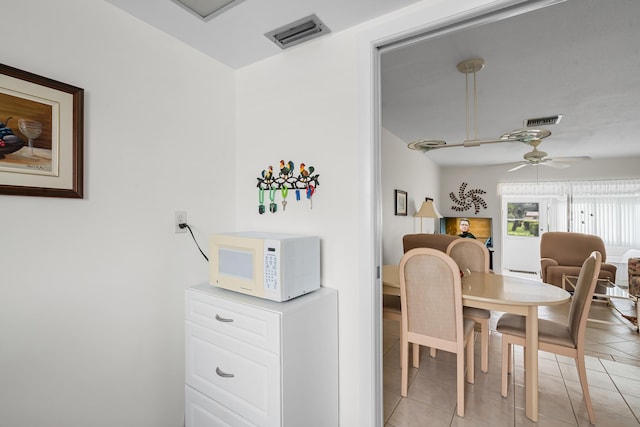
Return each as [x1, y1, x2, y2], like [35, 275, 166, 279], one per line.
[524, 115, 563, 127]
[265, 15, 331, 49]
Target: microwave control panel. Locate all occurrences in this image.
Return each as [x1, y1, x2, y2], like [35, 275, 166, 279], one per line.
[263, 240, 280, 291]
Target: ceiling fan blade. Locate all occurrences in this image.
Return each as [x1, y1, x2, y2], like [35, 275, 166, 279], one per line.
[541, 160, 571, 169]
[547, 156, 591, 162]
[508, 163, 529, 172]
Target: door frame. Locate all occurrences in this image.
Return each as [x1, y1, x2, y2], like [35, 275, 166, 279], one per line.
[359, 0, 567, 424]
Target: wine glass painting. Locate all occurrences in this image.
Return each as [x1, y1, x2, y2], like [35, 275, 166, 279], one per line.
[0, 63, 84, 198]
[0, 91, 52, 174]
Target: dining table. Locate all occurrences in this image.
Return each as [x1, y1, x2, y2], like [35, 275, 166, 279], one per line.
[382, 264, 571, 422]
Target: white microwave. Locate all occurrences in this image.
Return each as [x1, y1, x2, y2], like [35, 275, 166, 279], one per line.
[210, 231, 321, 301]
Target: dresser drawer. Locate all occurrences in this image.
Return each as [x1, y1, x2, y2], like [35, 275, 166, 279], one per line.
[186, 289, 280, 353]
[185, 385, 258, 427]
[186, 322, 280, 427]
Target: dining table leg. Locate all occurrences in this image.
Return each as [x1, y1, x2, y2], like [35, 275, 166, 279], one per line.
[525, 306, 539, 421]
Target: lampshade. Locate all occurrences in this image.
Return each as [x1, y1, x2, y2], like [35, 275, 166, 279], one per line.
[414, 199, 442, 233]
[414, 199, 443, 219]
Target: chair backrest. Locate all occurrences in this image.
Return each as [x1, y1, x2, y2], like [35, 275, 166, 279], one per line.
[540, 232, 607, 265]
[446, 238, 490, 273]
[403, 233, 461, 254]
[568, 251, 602, 346]
[399, 248, 463, 343]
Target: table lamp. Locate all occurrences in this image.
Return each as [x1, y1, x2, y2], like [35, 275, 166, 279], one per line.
[414, 198, 443, 233]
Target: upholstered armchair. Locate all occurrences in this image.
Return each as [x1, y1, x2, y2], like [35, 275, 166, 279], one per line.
[540, 232, 617, 288]
[403, 233, 461, 254]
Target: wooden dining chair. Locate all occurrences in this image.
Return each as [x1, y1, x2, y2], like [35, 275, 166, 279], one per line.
[497, 251, 602, 424]
[399, 248, 475, 417]
[446, 238, 491, 373]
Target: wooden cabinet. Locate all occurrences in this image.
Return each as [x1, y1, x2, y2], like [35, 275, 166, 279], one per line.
[185, 283, 338, 427]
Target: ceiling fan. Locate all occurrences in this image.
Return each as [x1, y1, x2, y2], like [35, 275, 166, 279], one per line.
[505, 139, 591, 172]
[408, 57, 555, 151]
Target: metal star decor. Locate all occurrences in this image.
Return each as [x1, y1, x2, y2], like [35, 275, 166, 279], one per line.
[450, 182, 487, 214]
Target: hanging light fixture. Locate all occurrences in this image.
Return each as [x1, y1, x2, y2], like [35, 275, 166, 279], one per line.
[409, 58, 484, 151]
[457, 58, 485, 143]
[408, 57, 551, 151]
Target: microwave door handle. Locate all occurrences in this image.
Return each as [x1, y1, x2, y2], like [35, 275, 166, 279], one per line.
[215, 314, 234, 323]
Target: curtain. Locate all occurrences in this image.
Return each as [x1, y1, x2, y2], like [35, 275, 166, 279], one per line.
[571, 180, 640, 247]
[497, 181, 571, 196]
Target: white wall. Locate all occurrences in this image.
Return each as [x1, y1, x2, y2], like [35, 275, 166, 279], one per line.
[234, 1, 516, 425]
[0, 1, 235, 426]
[439, 156, 640, 273]
[235, 29, 364, 426]
[382, 128, 440, 265]
[1, 0, 578, 425]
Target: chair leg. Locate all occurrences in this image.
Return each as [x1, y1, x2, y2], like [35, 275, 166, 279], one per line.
[501, 337, 510, 398]
[429, 347, 436, 358]
[480, 319, 489, 373]
[398, 326, 412, 368]
[401, 338, 409, 397]
[457, 351, 465, 417]
[399, 324, 403, 368]
[412, 342, 420, 368]
[466, 332, 475, 384]
[575, 352, 596, 424]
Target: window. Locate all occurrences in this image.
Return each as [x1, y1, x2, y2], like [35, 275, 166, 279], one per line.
[507, 202, 539, 237]
[499, 179, 640, 248]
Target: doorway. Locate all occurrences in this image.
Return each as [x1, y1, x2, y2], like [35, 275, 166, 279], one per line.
[500, 195, 568, 274]
[501, 198, 545, 274]
[370, 0, 568, 424]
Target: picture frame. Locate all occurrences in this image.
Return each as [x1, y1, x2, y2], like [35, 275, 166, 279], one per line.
[0, 64, 84, 198]
[395, 189, 407, 216]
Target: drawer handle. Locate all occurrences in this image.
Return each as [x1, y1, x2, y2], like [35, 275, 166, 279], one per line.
[216, 367, 235, 378]
[215, 314, 234, 323]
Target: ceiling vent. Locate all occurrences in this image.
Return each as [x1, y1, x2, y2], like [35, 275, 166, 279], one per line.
[524, 115, 563, 127]
[265, 15, 331, 49]
[172, 0, 245, 21]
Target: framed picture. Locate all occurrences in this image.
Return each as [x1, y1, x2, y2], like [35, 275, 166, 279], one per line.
[395, 189, 407, 216]
[0, 64, 84, 198]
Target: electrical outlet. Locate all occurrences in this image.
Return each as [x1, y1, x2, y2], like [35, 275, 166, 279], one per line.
[175, 211, 187, 233]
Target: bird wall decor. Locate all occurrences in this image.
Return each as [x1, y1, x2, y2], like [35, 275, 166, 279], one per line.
[256, 160, 320, 214]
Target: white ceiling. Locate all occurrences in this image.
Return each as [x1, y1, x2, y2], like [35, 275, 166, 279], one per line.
[104, 0, 420, 69]
[381, 0, 640, 167]
[106, 0, 640, 169]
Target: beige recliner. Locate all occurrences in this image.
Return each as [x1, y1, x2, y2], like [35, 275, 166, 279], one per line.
[540, 232, 617, 288]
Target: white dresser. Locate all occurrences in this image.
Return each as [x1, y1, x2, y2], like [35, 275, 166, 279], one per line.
[185, 283, 338, 427]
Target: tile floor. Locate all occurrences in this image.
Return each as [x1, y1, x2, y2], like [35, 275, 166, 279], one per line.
[383, 299, 640, 426]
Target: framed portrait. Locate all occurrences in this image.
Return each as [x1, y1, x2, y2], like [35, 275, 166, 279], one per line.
[395, 189, 407, 216]
[0, 64, 84, 198]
